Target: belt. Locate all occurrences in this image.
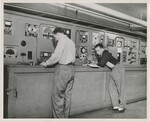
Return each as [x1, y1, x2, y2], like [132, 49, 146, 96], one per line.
[58, 62, 74, 65]
[67, 62, 74, 65]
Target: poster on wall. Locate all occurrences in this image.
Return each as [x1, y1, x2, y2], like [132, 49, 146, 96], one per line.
[42, 26, 55, 39]
[25, 23, 39, 37]
[4, 20, 12, 35]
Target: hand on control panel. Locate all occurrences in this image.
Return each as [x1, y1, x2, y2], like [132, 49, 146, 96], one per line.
[40, 62, 47, 67]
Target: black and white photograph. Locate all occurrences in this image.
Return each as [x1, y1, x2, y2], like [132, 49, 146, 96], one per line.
[1, 0, 149, 121]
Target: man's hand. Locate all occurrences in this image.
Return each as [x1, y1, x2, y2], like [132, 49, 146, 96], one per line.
[40, 62, 47, 67]
[106, 62, 115, 68]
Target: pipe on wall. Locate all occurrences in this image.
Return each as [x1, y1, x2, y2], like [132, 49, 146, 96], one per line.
[130, 24, 146, 32]
[67, 3, 147, 27]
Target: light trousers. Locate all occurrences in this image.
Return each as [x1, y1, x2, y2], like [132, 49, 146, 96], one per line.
[108, 63, 126, 108]
[52, 64, 75, 118]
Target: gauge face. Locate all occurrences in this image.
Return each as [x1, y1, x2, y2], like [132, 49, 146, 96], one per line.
[4, 45, 18, 58]
[80, 46, 87, 54]
[21, 40, 26, 47]
[43, 26, 55, 39]
[115, 37, 124, 48]
[117, 41, 121, 47]
[79, 46, 87, 60]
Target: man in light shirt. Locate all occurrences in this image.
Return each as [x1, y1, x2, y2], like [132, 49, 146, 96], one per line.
[40, 27, 75, 118]
[95, 43, 126, 113]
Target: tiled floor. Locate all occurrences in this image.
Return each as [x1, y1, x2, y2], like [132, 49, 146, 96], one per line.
[70, 100, 147, 118]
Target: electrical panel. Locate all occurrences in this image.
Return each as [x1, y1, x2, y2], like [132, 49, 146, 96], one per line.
[121, 38, 139, 65]
[106, 33, 118, 59]
[4, 13, 146, 67]
[78, 30, 89, 63]
[25, 23, 39, 38]
[91, 31, 105, 63]
[115, 37, 124, 62]
[40, 52, 52, 62]
[4, 45, 18, 64]
[4, 45, 18, 59]
[106, 33, 140, 66]
[92, 32, 100, 45]
[139, 41, 147, 65]
[4, 20, 12, 35]
[42, 26, 55, 39]
[92, 31, 105, 45]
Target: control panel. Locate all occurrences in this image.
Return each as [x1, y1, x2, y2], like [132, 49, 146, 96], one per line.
[121, 38, 139, 65]
[4, 13, 73, 65]
[115, 37, 124, 62]
[139, 41, 147, 65]
[106, 33, 140, 66]
[106, 33, 118, 59]
[78, 30, 89, 63]
[4, 45, 18, 59]
[90, 31, 105, 63]
[40, 52, 52, 62]
[4, 12, 146, 67]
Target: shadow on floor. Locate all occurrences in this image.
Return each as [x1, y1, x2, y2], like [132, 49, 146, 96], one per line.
[70, 100, 146, 118]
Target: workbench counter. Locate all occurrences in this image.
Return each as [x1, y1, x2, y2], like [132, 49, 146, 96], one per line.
[4, 65, 147, 118]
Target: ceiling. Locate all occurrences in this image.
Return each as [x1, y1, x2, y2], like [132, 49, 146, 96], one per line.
[97, 3, 147, 21]
[4, 3, 147, 37]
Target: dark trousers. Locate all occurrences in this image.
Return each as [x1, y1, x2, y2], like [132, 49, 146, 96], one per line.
[108, 63, 126, 108]
[52, 64, 75, 118]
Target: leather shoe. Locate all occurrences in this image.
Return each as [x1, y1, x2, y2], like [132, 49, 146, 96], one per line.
[112, 107, 119, 111]
[118, 108, 126, 113]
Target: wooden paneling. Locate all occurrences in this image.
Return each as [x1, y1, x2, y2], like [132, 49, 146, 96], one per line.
[4, 65, 146, 118]
[15, 73, 53, 118]
[125, 70, 146, 102]
[70, 72, 107, 115]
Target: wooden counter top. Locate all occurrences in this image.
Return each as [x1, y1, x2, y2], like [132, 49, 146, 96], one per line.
[5, 64, 146, 73]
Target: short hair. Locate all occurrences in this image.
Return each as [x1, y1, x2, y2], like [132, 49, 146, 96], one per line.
[95, 43, 104, 49]
[53, 27, 65, 34]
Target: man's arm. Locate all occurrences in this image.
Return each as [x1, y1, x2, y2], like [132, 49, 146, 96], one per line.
[40, 39, 65, 67]
[97, 51, 110, 67]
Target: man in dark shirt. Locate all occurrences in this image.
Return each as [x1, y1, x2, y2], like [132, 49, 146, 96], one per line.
[95, 43, 126, 113]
